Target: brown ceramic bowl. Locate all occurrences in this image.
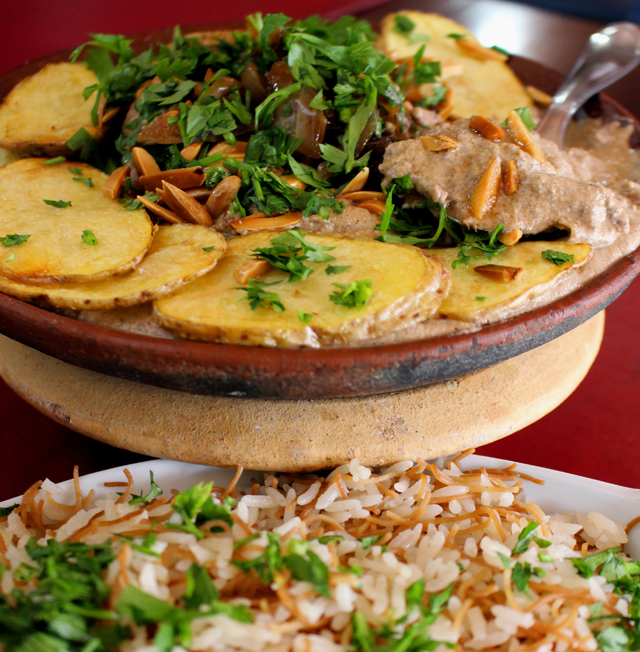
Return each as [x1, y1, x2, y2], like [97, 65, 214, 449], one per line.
[0, 25, 639, 400]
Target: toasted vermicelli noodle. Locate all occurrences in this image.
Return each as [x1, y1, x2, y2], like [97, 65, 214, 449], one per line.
[0, 451, 636, 652]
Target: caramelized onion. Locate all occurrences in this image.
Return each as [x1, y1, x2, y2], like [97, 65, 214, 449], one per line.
[240, 63, 268, 103]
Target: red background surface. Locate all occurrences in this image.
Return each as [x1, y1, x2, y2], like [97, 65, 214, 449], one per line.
[1, 0, 639, 499]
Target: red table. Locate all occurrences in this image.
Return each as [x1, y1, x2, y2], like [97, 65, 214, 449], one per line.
[1, 0, 639, 499]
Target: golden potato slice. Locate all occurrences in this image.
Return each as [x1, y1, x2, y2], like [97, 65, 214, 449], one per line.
[0, 159, 153, 283]
[434, 241, 591, 321]
[0, 63, 106, 156]
[154, 231, 450, 347]
[378, 12, 533, 121]
[0, 225, 225, 310]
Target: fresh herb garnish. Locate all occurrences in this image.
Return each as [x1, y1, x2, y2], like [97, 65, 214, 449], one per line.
[127, 471, 163, 506]
[298, 309, 313, 324]
[73, 176, 94, 188]
[452, 223, 505, 268]
[82, 229, 98, 246]
[236, 279, 285, 312]
[0, 503, 19, 517]
[43, 157, 66, 166]
[325, 264, 352, 275]
[69, 167, 84, 175]
[202, 245, 216, 252]
[43, 199, 72, 208]
[542, 249, 575, 265]
[0, 234, 30, 247]
[330, 279, 372, 309]
[360, 535, 383, 549]
[502, 106, 536, 131]
[512, 521, 539, 555]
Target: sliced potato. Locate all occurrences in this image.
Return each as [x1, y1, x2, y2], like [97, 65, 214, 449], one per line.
[154, 231, 450, 347]
[0, 159, 153, 283]
[378, 12, 533, 121]
[434, 241, 591, 321]
[0, 225, 225, 310]
[0, 63, 106, 156]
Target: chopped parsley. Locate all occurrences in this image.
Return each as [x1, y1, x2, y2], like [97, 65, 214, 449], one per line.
[475, 296, 487, 301]
[360, 535, 383, 549]
[236, 279, 285, 312]
[73, 176, 94, 188]
[69, 167, 84, 175]
[202, 245, 216, 252]
[43, 199, 72, 208]
[393, 15, 415, 35]
[0, 503, 19, 517]
[0, 234, 30, 247]
[298, 309, 313, 324]
[542, 249, 575, 265]
[42, 156, 66, 165]
[452, 223, 505, 269]
[447, 33, 467, 39]
[330, 279, 372, 309]
[5, 254, 15, 263]
[81, 229, 98, 246]
[503, 106, 536, 131]
[325, 264, 352, 275]
[512, 521, 539, 555]
[126, 471, 163, 506]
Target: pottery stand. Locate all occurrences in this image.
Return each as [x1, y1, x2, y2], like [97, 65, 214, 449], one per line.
[0, 312, 604, 472]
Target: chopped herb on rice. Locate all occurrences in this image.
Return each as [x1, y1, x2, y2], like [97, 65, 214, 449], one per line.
[0, 455, 636, 651]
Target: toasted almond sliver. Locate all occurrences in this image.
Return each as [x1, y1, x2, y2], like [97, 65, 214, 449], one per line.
[439, 62, 464, 80]
[138, 195, 183, 224]
[230, 212, 301, 233]
[139, 167, 206, 192]
[456, 39, 508, 62]
[339, 191, 386, 202]
[184, 187, 212, 202]
[101, 106, 120, 123]
[420, 134, 459, 152]
[502, 160, 520, 196]
[131, 147, 161, 177]
[469, 116, 505, 142]
[234, 259, 273, 285]
[340, 167, 370, 195]
[499, 228, 523, 246]
[205, 175, 242, 219]
[506, 110, 546, 163]
[281, 175, 307, 191]
[162, 182, 213, 227]
[526, 85, 553, 107]
[474, 264, 523, 282]
[469, 156, 502, 219]
[181, 143, 203, 162]
[102, 165, 130, 200]
[356, 199, 387, 215]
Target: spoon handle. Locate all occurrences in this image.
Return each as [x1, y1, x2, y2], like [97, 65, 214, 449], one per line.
[536, 22, 640, 146]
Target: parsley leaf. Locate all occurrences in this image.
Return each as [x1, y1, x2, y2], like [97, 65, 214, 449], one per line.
[236, 279, 285, 311]
[127, 471, 163, 506]
[81, 230, 98, 246]
[542, 249, 575, 266]
[232, 532, 283, 583]
[182, 563, 219, 609]
[360, 535, 383, 549]
[43, 199, 71, 208]
[512, 562, 533, 594]
[572, 547, 622, 578]
[202, 245, 216, 252]
[393, 14, 416, 35]
[512, 522, 539, 555]
[502, 106, 536, 131]
[298, 310, 313, 324]
[73, 176, 94, 188]
[0, 234, 30, 247]
[0, 503, 19, 517]
[42, 157, 66, 166]
[285, 540, 331, 597]
[326, 264, 352, 275]
[330, 279, 372, 309]
[452, 223, 505, 268]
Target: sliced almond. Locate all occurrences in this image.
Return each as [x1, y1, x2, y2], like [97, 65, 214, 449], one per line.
[230, 212, 301, 233]
[506, 110, 545, 163]
[138, 194, 183, 225]
[162, 182, 213, 227]
[205, 175, 242, 219]
[339, 191, 386, 202]
[210, 141, 248, 161]
[456, 39, 508, 62]
[234, 259, 273, 285]
[184, 187, 212, 202]
[439, 62, 464, 80]
[356, 199, 387, 215]
[340, 167, 370, 195]
[139, 167, 206, 193]
[473, 264, 523, 282]
[420, 134, 459, 152]
[469, 156, 501, 219]
[526, 85, 553, 107]
[281, 175, 307, 191]
[100, 106, 120, 127]
[502, 160, 520, 196]
[499, 228, 523, 246]
[181, 143, 203, 162]
[102, 165, 130, 200]
[469, 115, 505, 141]
[131, 147, 161, 177]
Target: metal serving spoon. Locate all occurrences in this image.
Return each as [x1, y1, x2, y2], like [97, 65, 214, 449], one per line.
[536, 22, 640, 147]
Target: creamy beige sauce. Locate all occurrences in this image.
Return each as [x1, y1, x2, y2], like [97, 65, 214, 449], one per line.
[77, 118, 640, 345]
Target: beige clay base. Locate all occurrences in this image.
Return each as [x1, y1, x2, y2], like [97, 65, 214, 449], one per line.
[0, 313, 604, 471]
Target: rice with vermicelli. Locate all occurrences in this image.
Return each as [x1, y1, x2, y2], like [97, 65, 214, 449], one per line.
[0, 452, 637, 651]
